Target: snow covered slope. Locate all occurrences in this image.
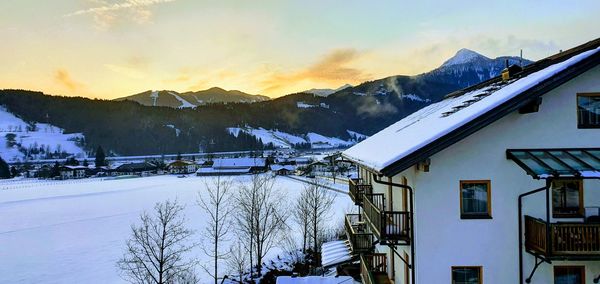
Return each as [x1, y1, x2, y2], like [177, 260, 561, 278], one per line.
[227, 126, 356, 149]
[0, 175, 353, 283]
[0, 107, 86, 162]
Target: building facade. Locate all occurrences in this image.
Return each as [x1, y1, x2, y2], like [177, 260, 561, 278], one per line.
[342, 39, 600, 283]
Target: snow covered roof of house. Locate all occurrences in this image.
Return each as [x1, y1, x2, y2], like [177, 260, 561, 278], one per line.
[275, 276, 355, 284]
[343, 38, 600, 176]
[167, 160, 194, 167]
[321, 240, 352, 268]
[196, 167, 251, 174]
[212, 157, 266, 168]
[270, 165, 295, 171]
[60, 165, 87, 170]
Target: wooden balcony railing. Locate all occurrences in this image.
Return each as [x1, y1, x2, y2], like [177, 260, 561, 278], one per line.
[349, 178, 372, 205]
[363, 193, 410, 244]
[524, 215, 600, 259]
[360, 254, 391, 284]
[345, 214, 374, 254]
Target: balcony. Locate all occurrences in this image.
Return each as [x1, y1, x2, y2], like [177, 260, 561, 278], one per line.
[360, 254, 392, 284]
[524, 215, 600, 260]
[349, 178, 372, 205]
[345, 214, 374, 254]
[363, 193, 411, 245]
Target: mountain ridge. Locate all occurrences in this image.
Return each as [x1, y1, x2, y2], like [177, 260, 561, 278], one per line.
[115, 87, 270, 108]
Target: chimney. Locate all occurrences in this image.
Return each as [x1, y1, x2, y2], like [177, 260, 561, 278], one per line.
[502, 59, 523, 82]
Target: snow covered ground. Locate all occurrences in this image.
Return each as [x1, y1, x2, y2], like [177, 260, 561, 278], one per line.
[227, 126, 356, 149]
[0, 107, 86, 162]
[0, 175, 354, 283]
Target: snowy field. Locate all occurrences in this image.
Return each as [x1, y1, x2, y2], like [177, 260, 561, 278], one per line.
[0, 175, 354, 284]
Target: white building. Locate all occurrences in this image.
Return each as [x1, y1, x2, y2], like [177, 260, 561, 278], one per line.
[59, 165, 86, 179]
[340, 38, 600, 284]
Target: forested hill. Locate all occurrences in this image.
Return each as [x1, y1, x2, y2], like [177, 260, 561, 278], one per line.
[0, 49, 531, 157]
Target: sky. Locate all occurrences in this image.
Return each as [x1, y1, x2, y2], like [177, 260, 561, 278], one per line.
[0, 0, 599, 99]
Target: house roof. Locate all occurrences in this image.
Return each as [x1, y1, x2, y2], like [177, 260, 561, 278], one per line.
[116, 162, 157, 171]
[168, 160, 194, 167]
[343, 38, 600, 176]
[212, 158, 266, 168]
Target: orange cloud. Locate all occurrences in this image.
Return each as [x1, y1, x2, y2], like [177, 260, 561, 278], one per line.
[54, 69, 84, 92]
[261, 48, 371, 94]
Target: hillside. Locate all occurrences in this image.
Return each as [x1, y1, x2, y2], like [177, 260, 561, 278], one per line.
[115, 87, 269, 108]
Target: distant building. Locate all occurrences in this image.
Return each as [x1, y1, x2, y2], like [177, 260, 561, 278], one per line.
[270, 164, 295, 176]
[59, 165, 86, 179]
[308, 161, 327, 174]
[167, 160, 197, 174]
[196, 157, 267, 176]
[115, 162, 157, 176]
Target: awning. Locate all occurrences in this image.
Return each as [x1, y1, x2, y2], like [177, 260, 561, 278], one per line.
[321, 240, 353, 268]
[507, 148, 600, 179]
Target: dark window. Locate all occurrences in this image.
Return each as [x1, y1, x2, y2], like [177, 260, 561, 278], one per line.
[460, 181, 491, 219]
[552, 180, 583, 218]
[554, 266, 584, 284]
[578, 93, 600, 128]
[452, 267, 482, 284]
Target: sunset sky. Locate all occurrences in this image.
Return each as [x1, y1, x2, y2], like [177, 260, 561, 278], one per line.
[1, 0, 599, 99]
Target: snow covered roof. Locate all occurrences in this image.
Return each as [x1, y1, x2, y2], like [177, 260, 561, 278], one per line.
[321, 240, 352, 268]
[270, 165, 295, 171]
[212, 158, 266, 168]
[196, 167, 251, 175]
[275, 276, 355, 284]
[344, 40, 600, 176]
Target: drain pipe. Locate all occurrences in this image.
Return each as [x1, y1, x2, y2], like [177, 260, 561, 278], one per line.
[372, 173, 416, 284]
[518, 180, 551, 284]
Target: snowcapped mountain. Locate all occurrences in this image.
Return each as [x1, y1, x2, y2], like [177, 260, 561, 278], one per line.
[303, 84, 353, 97]
[441, 48, 491, 67]
[115, 87, 269, 108]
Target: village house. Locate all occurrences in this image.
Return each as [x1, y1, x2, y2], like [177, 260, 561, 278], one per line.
[336, 38, 600, 284]
[114, 162, 158, 176]
[196, 157, 267, 176]
[167, 160, 197, 174]
[270, 164, 295, 176]
[59, 165, 86, 179]
[308, 161, 328, 174]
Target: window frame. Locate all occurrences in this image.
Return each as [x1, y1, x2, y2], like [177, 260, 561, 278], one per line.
[451, 266, 482, 284]
[460, 180, 492, 219]
[577, 93, 600, 129]
[554, 266, 585, 284]
[552, 179, 584, 219]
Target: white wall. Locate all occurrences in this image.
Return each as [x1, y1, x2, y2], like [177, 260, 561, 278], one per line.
[391, 65, 600, 283]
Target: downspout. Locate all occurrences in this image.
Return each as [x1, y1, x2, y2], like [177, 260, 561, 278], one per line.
[372, 174, 416, 284]
[518, 180, 551, 284]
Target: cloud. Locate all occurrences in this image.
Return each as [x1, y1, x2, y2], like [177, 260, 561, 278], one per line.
[261, 48, 371, 94]
[66, 0, 176, 29]
[54, 69, 84, 92]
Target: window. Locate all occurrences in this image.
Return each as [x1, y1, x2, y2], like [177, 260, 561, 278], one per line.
[554, 266, 584, 284]
[460, 180, 491, 219]
[552, 180, 583, 218]
[452, 266, 482, 284]
[578, 93, 600, 128]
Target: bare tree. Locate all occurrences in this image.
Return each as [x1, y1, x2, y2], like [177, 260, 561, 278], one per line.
[225, 241, 248, 283]
[197, 176, 233, 284]
[301, 180, 336, 256]
[293, 190, 311, 253]
[117, 200, 197, 284]
[235, 174, 288, 277]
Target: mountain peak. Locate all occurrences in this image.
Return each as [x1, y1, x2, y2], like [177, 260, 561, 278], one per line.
[441, 48, 489, 67]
